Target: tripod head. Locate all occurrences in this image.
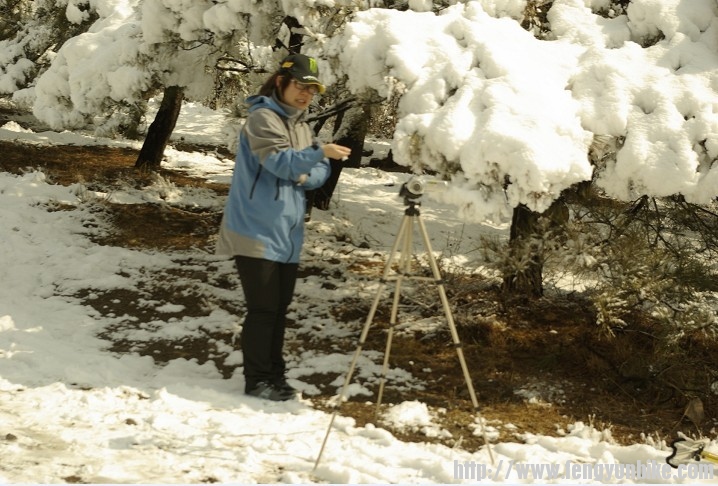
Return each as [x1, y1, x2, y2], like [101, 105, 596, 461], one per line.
[399, 178, 423, 214]
[399, 176, 448, 209]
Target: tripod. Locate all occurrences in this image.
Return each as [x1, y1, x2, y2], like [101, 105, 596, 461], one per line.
[313, 191, 494, 470]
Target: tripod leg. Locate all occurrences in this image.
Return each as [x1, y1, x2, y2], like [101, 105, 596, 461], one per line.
[415, 215, 496, 464]
[376, 215, 414, 413]
[314, 214, 412, 470]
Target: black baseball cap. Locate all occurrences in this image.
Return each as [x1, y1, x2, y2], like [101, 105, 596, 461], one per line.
[279, 54, 326, 94]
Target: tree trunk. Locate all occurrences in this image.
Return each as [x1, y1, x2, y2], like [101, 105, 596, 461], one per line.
[502, 204, 544, 297]
[287, 17, 303, 52]
[306, 104, 370, 214]
[277, 16, 303, 53]
[135, 86, 184, 170]
[501, 198, 569, 298]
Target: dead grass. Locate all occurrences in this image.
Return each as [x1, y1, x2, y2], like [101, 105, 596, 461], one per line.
[1, 137, 716, 454]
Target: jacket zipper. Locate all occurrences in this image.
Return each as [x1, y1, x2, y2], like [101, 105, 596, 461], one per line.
[249, 165, 263, 199]
[287, 218, 297, 263]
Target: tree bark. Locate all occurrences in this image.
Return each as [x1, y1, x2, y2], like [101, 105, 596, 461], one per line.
[306, 104, 370, 215]
[502, 204, 544, 297]
[278, 16, 303, 53]
[500, 199, 569, 298]
[311, 105, 369, 210]
[135, 86, 184, 170]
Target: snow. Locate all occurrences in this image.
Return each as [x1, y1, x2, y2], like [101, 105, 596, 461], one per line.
[1, 0, 717, 482]
[4, 0, 717, 223]
[330, 0, 718, 220]
[1, 103, 716, 483]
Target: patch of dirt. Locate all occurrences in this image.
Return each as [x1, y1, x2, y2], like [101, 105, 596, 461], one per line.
[2, 138, 716, 455]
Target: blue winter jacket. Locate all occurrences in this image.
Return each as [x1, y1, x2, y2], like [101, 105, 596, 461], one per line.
[216, 94, 331, 263]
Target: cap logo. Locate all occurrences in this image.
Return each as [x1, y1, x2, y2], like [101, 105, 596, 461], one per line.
[278, 54, 325, 93]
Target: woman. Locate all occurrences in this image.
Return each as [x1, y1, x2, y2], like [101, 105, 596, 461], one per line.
[217, 53, 351, 401]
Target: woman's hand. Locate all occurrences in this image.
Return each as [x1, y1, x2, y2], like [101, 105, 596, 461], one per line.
[322, 143, 352, 160]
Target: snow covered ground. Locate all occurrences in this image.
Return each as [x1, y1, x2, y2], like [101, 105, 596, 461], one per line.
[0, 103, 716, 483]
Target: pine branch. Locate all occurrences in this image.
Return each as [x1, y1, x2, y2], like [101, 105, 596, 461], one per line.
[306, 97, 357, 124]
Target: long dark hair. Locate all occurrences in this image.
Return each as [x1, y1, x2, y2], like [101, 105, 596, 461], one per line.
[258, 72, 293, 98]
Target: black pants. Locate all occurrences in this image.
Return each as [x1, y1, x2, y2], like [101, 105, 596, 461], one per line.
[234, 256, 298, 392]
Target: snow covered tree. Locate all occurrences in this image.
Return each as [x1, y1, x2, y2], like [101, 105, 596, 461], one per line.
[3, 1, 434, 172]
[4, 0, 383, 169]
[327, 0, 718, 296]
[0, 0, 98, 94]
[0, 0, 27, 40]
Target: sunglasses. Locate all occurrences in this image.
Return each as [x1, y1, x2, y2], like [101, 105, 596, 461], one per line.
[291, 79, 320, 95]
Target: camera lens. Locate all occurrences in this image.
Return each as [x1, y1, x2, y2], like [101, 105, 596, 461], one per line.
[407, 178, 424, 195]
